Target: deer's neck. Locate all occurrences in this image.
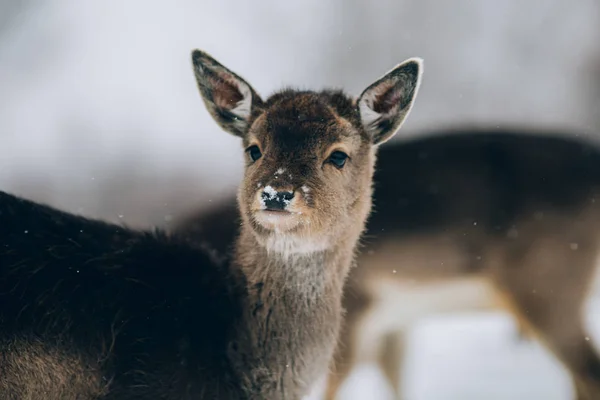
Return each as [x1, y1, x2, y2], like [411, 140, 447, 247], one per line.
[229, 227, 355, 397]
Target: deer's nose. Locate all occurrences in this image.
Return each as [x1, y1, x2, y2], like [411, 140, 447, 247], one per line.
[261, 189, 294, 211]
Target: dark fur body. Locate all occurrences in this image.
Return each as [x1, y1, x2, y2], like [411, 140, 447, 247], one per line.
[174, 127, 600, 399]
[370, 129, 600, 239]
[0, 191, 245, 399]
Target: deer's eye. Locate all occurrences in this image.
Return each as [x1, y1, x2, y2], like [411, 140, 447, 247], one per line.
[328, 151, 348, 169]
[247, 145, 262, 162]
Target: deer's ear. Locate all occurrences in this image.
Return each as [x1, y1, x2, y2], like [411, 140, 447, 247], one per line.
[357, 58, 423, 145]
[192, 50, 263, 137]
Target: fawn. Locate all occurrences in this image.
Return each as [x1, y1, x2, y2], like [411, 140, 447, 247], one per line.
[0, 50, 422, 399]
[174, 127, 600, 400]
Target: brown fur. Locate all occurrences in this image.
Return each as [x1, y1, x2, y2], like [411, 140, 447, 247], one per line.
[174, 127, 600, 400]
[191, 49, 422, 397]
[0, 50, 422, 399]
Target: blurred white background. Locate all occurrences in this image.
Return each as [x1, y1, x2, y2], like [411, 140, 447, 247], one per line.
[1, 1, 600, 398]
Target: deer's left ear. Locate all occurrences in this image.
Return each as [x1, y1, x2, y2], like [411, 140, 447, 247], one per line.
[191, 49, 263, 137]
[357, 58, 423, 145]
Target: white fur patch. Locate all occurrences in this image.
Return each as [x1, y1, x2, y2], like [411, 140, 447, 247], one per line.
[230, 81, 253, 131]
[358, 94, 384, 132]
[264, 233, 329, 258]
[355, 277, 499, 362]
[248, 233, 330, 301]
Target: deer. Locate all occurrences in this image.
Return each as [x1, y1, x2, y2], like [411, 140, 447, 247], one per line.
[0, 49, 423, 399]
[173, 126, 600, 400]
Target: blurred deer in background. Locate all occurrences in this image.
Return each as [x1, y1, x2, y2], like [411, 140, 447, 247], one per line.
[175, 127, 600, 400]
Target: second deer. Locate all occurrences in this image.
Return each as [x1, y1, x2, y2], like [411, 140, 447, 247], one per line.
[174, 127, 600, 400]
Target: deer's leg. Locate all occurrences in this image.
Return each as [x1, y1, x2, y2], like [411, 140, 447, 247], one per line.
[513, 319, 532, 343]
[377, 330, 406, 399]
[491, 229, 600, 400]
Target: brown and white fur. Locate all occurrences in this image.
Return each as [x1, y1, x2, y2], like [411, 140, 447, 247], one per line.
[0, 50, 423, 399]
[174, 127, 600, 400]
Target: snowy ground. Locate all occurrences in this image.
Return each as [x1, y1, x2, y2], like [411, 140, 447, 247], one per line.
[305, 298, 600, 400]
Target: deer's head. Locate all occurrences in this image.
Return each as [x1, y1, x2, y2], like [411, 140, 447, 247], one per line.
[192, 50, 422, 256]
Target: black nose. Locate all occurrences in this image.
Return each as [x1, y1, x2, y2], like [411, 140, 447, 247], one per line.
[261, 190, 294, 211]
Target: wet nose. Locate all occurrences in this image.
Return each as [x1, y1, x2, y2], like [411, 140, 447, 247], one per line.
[261, 189, 294, 211]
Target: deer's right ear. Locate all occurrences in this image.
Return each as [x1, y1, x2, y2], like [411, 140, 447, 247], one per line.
[191, 50, 263, 137]
[357, 58, 423, 145]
